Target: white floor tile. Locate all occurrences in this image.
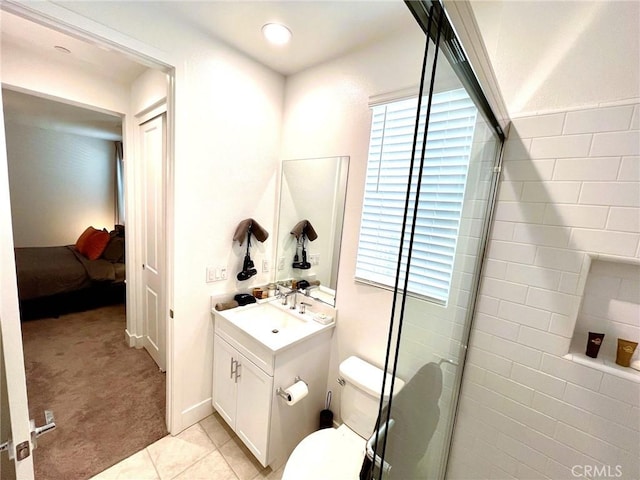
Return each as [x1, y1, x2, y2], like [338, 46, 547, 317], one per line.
[219, 436, 265, 480]
[90, 449, 159, 480]
[173, 450, 238, 480]
[200, 413, 235, 447]
[146, 424, 216, 480]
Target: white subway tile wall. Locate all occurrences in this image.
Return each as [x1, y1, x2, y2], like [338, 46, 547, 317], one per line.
[449, 102, 640, 479]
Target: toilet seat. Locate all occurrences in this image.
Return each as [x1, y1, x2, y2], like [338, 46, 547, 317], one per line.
[282, 424, 366, 480]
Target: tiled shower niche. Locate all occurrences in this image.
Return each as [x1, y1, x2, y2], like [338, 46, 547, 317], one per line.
[566, 256, 640, 382]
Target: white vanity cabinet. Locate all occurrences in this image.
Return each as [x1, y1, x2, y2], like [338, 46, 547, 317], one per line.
[213, 334, 273, 464]
[212, 304, 334, 469]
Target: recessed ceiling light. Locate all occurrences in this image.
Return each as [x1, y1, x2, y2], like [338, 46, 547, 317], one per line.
[54, 45, 71, 54]
[261, 23, 292, 45]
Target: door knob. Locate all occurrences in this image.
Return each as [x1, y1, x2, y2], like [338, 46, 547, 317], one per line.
[31, 410, 56, 448]
[0, 410, 56, 461]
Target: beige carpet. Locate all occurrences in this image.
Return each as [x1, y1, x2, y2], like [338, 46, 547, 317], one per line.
[21, 303, 167, 480]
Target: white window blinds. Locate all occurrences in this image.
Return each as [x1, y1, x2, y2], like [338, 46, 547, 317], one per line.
[355, 88, 477, 303]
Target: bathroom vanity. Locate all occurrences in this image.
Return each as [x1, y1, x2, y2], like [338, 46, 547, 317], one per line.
[212, 299, 335, 467]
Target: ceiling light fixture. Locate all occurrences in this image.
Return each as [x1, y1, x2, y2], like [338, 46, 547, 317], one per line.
[261, 23, 292, 45]
[54, 45, 71, 54]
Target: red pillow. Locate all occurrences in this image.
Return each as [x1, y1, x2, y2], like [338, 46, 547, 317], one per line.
[75, 226, 98, 252]
[82, 230, 111, 260]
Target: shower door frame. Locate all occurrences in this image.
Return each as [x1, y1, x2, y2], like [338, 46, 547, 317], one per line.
[370, 1, 508, 478]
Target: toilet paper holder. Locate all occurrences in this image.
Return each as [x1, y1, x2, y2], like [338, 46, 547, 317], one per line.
[276, 376, 307, 400]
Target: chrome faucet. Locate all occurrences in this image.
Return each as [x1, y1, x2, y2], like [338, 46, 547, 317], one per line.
[276, 286, 296, 307]
[284, 291, 296, 309]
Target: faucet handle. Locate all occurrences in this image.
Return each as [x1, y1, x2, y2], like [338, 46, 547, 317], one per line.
[299, 301, 312, 314]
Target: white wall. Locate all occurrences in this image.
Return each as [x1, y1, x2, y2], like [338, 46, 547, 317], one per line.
[164, 22, 283, 430]
[131, 69, 167, 117]
[471, 1, 640, 117]
[281, 26, 426, 417]
[5, 121, 116, 247]
[448, 102, 640, 479]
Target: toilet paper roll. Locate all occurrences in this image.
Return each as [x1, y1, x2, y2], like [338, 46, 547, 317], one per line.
[284, 380, 308, 406]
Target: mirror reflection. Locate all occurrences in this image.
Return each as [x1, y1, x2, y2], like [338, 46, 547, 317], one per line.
[275, 156, 349, 306]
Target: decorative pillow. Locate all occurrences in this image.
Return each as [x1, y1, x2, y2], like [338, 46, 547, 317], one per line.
[75, 226, 98, 252]
[101, 236, 125, 263]
[82, 229, 111, 260]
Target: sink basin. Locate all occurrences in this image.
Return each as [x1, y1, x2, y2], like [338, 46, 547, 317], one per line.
[230, 303, 307, 333]
[214, 299, 334, 352]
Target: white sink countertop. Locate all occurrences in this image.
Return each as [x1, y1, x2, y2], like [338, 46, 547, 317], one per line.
[212, 297, 335, 353]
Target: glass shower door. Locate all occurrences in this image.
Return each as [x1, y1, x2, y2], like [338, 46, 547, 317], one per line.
[364, 2, 504, 478]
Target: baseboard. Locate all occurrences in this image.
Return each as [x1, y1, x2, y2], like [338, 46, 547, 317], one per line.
[180, 397, 214, 431]
[125, 329, 143, 348]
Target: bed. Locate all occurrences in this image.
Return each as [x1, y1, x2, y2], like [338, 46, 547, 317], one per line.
[15, 226, 126, 319]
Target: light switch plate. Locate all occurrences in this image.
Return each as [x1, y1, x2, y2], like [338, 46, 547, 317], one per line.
[207, 266, 227, 282]
[206, 267, 216, 283]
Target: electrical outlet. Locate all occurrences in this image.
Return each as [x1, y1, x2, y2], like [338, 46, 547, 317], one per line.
[278, 257, 285, 271]
[310, 254, 320, 266]
[262, 259, 269, 273]
[220, 267, 227, 280]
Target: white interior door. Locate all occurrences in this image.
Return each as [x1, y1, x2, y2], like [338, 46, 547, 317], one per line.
[140, 113, 166, 371]
[0, 90, 35, 479]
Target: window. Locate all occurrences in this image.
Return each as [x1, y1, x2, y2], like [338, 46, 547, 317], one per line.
[355, 88, 477, 303]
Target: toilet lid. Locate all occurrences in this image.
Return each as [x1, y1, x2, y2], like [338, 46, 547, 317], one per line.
[282, 425, 366, 480]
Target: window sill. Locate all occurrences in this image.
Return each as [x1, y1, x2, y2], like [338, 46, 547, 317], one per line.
[353, 277, 447, 306]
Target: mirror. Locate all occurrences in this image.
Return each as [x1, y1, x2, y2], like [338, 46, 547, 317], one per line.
[274, 156, 349, 306]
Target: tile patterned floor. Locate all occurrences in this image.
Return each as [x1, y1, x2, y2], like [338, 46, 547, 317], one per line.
[91, 413, 284, 480]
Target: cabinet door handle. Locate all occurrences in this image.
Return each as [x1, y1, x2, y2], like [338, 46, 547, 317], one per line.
[230, 358, 237, 379]
[235, 363, 241, 383]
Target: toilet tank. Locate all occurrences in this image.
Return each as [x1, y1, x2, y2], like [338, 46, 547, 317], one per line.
[339, 356, 404, 439]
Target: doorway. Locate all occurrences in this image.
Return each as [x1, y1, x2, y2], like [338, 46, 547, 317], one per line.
[0, 5, 176, 477]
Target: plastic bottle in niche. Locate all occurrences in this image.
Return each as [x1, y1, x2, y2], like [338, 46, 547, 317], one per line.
[585, 332, 605, 358]
[615, 338, 638, 367]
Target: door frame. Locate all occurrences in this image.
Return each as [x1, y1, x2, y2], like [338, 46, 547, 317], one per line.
[0, 1, 178, 433]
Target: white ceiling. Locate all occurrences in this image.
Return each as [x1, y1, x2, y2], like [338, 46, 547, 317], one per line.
[0, 11, 147, 85]
[1, 10, 138, 140]
[152, 1, 417, 76]
[0, 2, 416, 139]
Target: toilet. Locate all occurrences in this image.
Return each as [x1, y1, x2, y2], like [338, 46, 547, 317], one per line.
[282, 356, 405, 480]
